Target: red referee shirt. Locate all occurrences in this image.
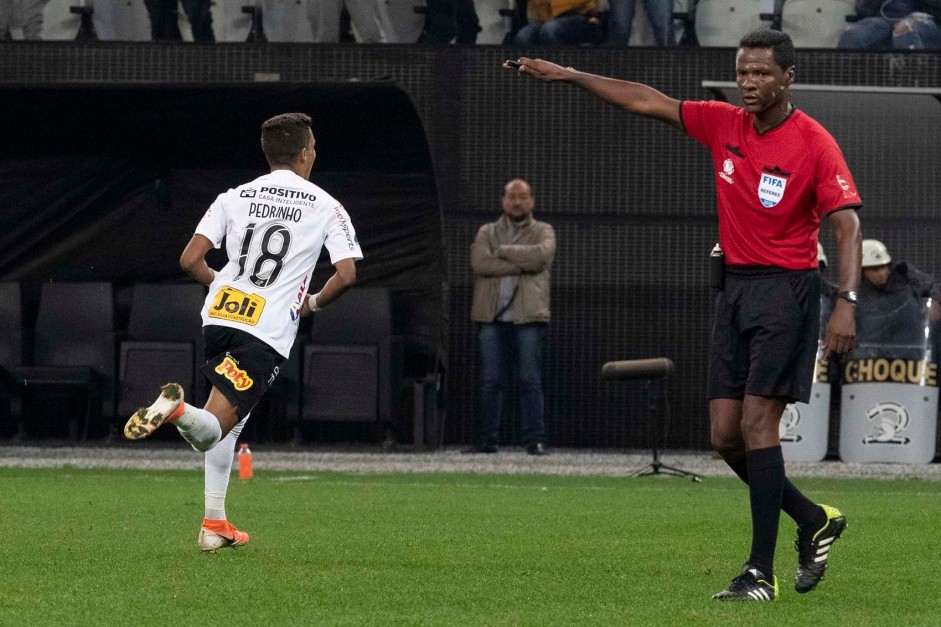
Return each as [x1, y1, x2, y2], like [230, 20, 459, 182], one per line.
[681, 100, 862, 269]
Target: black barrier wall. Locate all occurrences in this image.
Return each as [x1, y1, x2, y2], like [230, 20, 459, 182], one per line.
[1, 44, 939, 450]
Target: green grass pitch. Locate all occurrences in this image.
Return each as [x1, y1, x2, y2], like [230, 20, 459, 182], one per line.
[2, 468, 939, 626]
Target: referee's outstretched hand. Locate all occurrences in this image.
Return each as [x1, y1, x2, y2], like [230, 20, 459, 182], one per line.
[821, 302, 856, 358]
[503, 58, 576, 82]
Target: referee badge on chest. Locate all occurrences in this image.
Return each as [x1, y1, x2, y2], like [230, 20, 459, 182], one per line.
[758, 172, 787, 208]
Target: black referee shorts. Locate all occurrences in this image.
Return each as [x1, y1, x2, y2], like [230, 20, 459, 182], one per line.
[707, 266, 821, 404]
[200, 325, 284, 418]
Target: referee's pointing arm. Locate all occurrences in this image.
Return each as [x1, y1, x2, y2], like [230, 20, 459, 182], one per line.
[504, 58, 682, 129]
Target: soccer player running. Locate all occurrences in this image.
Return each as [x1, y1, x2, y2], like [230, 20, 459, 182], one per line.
[124, 113, 363, 551]
[506, 29, 861, 601]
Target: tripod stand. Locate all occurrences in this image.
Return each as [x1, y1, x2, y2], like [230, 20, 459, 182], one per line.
[632, 379, 701, 482]
[600, 357, 701, 482]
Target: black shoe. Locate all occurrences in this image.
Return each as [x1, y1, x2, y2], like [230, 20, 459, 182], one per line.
[461, 444, 498, 454]
[712, 564, 778, 601]
[795, 504, 847, 593]
[526, 442, 547, 456]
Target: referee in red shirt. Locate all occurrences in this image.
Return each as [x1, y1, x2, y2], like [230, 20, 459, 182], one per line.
[506, 29, 862, 602]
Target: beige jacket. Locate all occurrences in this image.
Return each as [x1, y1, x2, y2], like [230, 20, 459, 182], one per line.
[470, 214, 556, 324]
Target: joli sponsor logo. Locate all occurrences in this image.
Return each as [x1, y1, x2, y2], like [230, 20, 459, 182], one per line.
[208, 286, 266, 326]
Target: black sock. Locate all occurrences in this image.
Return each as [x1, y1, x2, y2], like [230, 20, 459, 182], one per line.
[784, 483, 826, 529]
[726, 456, 749, 483]
[726, 456, 824, 528]
[745, 446, 785, 576]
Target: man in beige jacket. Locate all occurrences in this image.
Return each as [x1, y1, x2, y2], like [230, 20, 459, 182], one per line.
[467, 179, 556, 455]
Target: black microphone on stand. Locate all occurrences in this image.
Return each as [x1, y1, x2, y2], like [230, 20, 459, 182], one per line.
[600, 357, 700, 482]
[601, 358, 674, 381]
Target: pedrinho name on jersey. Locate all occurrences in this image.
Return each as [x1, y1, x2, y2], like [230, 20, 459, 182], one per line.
[248, 203, 302, 222]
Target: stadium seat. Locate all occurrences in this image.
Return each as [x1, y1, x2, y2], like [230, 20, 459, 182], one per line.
[206, 0, 251, 41]
[782, 0, 854, 48]
[693, 0, 764, 47]
[0, 283, 23, 437]
[629, 0, 688, 46]
[41, 0, 84, 39]
[475, 0, 512, 45]
[300, 287, 404, 428]
[0, 282, 23, 377]
[117, 283, 207, 420]
[13, 282, 115, 440]
[92, 0, 150, 40]
[253, 0, 312, 42]
[389, 1, 425, 43]
[42, 0, 150, 40]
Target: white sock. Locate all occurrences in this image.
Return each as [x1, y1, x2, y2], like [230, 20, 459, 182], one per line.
[174, 403, 223, 452]
[204, 414, 249, 521]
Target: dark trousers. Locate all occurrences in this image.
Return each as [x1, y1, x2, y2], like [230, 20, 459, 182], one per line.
[144, 0, 215, 42]
[477, 322, 547, 447]
[423, 0, 480, 43]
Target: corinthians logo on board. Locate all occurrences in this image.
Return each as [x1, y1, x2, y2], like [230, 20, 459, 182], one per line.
[779, 404, 803, 443]
[862, 401, 911, 445]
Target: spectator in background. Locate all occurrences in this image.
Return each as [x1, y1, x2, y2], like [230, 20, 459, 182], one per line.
[856, 239, 941, 346]
[0, 0, 47, 40]
[515, 0, 604, 45]
[859, 239, 941, 318]
[308, 0, 395, 43]
[0, 0, 13, 40]
[607, 0, 674, 47]
[838, 0, 941, 49]
[144, 0, 215, 41]
[422, 0, 480, 43]
[467, 179, 555, 455]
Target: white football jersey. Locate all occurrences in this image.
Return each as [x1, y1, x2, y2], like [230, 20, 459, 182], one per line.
[195, 169, 363, 357]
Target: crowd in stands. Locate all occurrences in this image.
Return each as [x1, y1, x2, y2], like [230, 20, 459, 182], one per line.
[839, 1, 941, 49]
[1, 0, 939, 47]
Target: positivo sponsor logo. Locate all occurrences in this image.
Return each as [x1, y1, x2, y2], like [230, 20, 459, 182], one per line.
[259, 187, 317, 202]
